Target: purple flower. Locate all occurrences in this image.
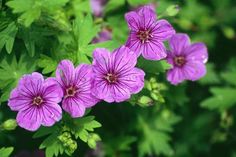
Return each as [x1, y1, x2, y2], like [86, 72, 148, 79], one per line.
[91, 46, 145, 103]
[166, 33, 208, 85]
[8, 72, 62, 131]
[92, 27, 112, 44]
[55, 60, 98, 118]
[125, 5, 175, 60]
[90, 0, 107, 17]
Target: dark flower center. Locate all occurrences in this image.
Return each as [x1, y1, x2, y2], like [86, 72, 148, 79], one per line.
[33, 96, 43, 106]
[174, 56, 186, 67]
[137, 30, 152, 43]
[66, 86, 77, 97]
[105, 73, 117, 83]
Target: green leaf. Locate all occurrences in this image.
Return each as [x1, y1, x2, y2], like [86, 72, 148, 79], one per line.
[0, 147, 14, 157]
[105, 0, 125, 13]
[37, 54, 58, 75]
[199, 63, 221, 85]
[0, 22, 18, 54]
[137, 111, 180, 157]
[201, 87, 236, 110]
[0, 54, 36, 102]
[7, 0, 69, 27]
[76, 15, 100, 47]
[138, 57, 172, 74]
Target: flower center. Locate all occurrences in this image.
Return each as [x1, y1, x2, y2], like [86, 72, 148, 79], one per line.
[105, 73, 117, 83]
[137, 30, 152, 43]
[33, 96, 43, 106]
[174, 56, 186, 66]
[66, 86, 77, 97]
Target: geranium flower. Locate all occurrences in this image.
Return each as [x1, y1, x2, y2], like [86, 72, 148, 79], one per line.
[55, 60, 98, 118]
[91, 46, 145, 103]
[166, 33, 208, 85]
[92, 27, 112, 43]
[90, 0, 107, 17]
[8, 72, 62, 131]
[125, 5, 175, 60]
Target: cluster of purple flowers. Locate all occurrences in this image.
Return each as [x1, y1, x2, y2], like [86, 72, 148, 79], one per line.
[8, 5, 208, 131]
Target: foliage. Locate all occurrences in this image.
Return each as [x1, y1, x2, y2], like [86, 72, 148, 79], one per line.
[0, 0, 236, 157]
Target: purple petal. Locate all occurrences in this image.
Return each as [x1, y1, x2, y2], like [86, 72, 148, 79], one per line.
[62, 98, 86, 118]
[184, 61, 207, 81]
[16, 107, 42, 131]
[92, 80, 114, 103]
[74, 64, 99, 107]
[119, 68, 145, 94]
[17, 72, 44, 96]
[110, 84, 131, 102]
[90, 0, 106, 17]
[125, 11, 141, 31]
[40, 103, 62, 126]
[169, 33, 191, 55]
[92, 48, 111, 74]
[8, 88, 32, 111]
[185, 43, 208, 64]
[56, 60, 75, 87]
[152, 20, 175, 41]
[167, 67, 186, 85]
[43, 78, 63, 103]
[142, 41, 167, 60]
[137, 5, 157, 28]
[125, 31, 142, 57]
[112, 46, 138, 73]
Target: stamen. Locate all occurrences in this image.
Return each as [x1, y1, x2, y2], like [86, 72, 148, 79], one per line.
[33, 96, 43, 106]
[105, 73, 117, 83]
[137, 30, 152, 43]
[66, 86, 77, 97]
[174, 56, 186, 67]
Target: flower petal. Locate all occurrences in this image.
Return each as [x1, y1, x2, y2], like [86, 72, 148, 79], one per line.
[184, 61, 207, 81]
[137, 5, 157, 28]
[62, 97, 86, 118]
[56, 60, 75, 88]
[125, 11, 141, 31]
[185, 43, 208, 64]
[112, 46, 138, 74]
[142, 41, 167, 60]
[17, 72, 44, 97]
[92, 48, 111, 75]
[152, 20, 175, 41]
[40, 103, 62, 126]
[169, 33, 191, 55]
[17, 106, 41, 131]
[74, 64, 99, 107]
[125, 31, 142, 56]
[92, 80, 114, 103]
[119, 68, 145, 94]
[8, 88, 32, 111]
[43, 78, 63, 103]
[167, 67, 186, 85]
[111, 84, 131, 102]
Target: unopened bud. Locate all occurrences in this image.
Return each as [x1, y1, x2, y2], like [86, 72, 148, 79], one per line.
[138, 96, 153, 106]
[166, 5, 180, 17]
[2, 119, 17, 131]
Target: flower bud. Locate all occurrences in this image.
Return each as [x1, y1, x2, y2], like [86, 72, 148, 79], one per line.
[2, 119, 17, 131]
[166, 5, 180, 17]
[138, 96, 153, 106]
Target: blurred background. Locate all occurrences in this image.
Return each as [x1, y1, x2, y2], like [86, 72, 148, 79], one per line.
[0, 0, 236, 157]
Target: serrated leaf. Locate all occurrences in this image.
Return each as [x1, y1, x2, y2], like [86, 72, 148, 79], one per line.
[138, 57, 172, 74]
[201, 87, 236, 110]
[0, 54, 36, 102]
[37, 55, 58, 75]
[33, 125, 58, 138]
[0, 147, 14, 157]
[0, 22, 18, 54]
